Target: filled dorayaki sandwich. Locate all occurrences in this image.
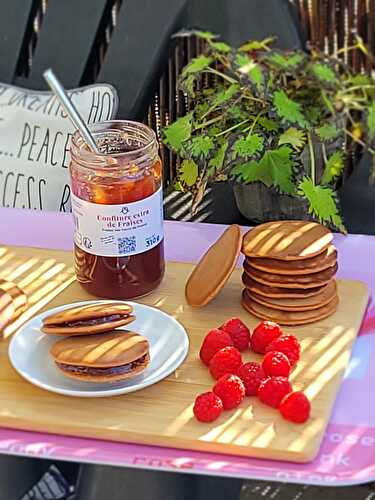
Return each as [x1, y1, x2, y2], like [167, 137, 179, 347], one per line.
[50, 330, 150, 382]
[41, 302, 135, 335]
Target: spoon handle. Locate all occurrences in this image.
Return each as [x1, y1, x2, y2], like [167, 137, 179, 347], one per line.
[43, 69, 99, 154]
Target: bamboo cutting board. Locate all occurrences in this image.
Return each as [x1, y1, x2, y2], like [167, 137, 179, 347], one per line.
[0, 245, 369, 463]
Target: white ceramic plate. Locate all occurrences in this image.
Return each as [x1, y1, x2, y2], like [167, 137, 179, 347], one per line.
[9, 300, 189, 398]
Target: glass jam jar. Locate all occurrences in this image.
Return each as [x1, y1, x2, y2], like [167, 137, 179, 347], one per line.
[69, 120, 165, 299]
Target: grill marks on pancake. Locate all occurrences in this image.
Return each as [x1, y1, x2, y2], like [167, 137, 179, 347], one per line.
[242, 221, 333, 260]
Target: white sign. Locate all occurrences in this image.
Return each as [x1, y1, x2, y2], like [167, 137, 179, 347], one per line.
[0, 83, 118, 212]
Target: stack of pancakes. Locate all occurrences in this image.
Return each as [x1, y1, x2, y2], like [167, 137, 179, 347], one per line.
[241, 221, 339, 325]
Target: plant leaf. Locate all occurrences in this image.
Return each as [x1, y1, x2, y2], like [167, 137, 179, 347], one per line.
[298, 177, 345, 231]
[321, 151, 345, 184]
[310, 63, 338, 83]
[231, 145, 295, 194]
[267, 52, 304, 68]
[182, 55, 212, 76]
[179, 159, 198, 187]
[347, 74, 372, 86]
[258, 117, 279, 132]
[315, 123, 339, 141]
[206, 126, 221, 137]
[194, 31, 218, 40]
[180, 74, 196, 97]
[173, 180, 183, 191]
[367, 101, 375, 137]
[163, 113, 192, 152]
[211, 83, 240, 107]
[278, 127, 305, 150]
[227, 105, 248, 121]
[273, 90, 308, 128]
[238, 37, 275, 52]
[232, 134, 264, 158]
[202, 88, 215, 96]
[305, 106, 321, 125]
[286, 53, 305, 66]
[236, 57, 264, 89]
[351, 122, 364, 141]
[248, 64, 264, 89]
[210, 41, 231, 53]
[267, 53, 288, 67]
[208, 140, 228, 174]
[235, 53, 251, 67]
[195, 102, 210, 118]
[187, 135, 215, 158]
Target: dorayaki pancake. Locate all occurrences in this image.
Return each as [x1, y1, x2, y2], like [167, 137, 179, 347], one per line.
[242, 273, 328, 298]
[50, 330, 150, 382]
[185, 224, 242, 307]
[242, 289, 339, 325]
[0, 279, 27, 319]
[246, 245, 337, 275]
[242, 221, 333, 260]
[244, 261, 338, 289]
[42, 302, 135, 335]
[250, 280, 337, 311]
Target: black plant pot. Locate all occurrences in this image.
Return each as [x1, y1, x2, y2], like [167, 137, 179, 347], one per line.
[233, 182, 311, 223]
[232, 131, 344, 224]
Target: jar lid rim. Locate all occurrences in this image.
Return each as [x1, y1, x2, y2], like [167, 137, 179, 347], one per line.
[71, 120, 157, 161]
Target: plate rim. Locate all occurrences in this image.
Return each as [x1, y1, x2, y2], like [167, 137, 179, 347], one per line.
[8, 299, 189, 398]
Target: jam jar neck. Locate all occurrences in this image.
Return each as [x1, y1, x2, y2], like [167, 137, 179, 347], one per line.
[70, 120, 158, 174]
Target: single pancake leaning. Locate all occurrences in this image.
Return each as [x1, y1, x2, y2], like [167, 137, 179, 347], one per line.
[42, 302, 135, 335]
[185, 224, 242, 307]
[50, 330, 150, 382]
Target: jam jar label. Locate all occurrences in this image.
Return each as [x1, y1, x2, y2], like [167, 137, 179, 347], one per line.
[71, 188, 164, 257]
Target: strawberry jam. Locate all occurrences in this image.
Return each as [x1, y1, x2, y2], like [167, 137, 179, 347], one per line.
[69, 121, 164, 299]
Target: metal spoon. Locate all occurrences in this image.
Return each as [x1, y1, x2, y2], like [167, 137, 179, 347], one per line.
[43, 68, 100, 154]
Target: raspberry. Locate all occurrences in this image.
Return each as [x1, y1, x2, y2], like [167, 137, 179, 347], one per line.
[266, 335, 300, 367]
[213, 374, 245, 410]
[238, 362, 267, 396]
[258, 377, 292, 408]
[209, 346, 242, 380]
[279, 392, 311, 423]
[193, 392, 223, 422]
[220, 318, 250, 352]
[250, 321, 282, 354]
[199, 328, 234, 365]
[262, 351, 291, 378]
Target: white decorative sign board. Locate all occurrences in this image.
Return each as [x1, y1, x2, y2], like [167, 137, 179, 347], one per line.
[0, 83, 118, 212]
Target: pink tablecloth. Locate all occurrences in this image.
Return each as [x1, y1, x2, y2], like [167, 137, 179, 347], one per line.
[0, 207, 375, 486]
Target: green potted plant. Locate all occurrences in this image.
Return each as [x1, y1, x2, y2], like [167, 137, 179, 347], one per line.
[162, 31, 375, 231]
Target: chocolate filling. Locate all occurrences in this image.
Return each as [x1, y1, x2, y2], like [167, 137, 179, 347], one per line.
[56, 354, 147, 376]
[50, 314, 127, 328]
